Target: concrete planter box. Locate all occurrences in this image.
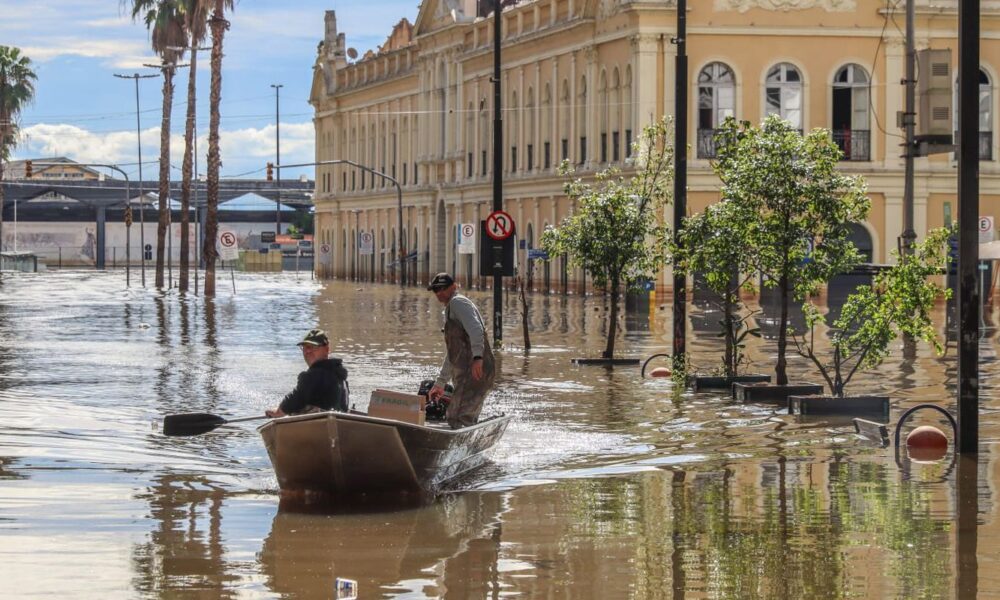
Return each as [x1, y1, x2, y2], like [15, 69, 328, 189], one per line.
[733, 382, 824, 402]
[689, 374, 771, 391]
[789, 395, 891, 420]
[571, 358, 641, 366]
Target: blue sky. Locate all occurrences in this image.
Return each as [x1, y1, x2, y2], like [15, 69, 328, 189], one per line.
[2, 0, 419, 181]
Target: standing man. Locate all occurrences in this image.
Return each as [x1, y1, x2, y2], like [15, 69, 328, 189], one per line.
[265, 328, 349, 417]
[427, 273, 496, 428]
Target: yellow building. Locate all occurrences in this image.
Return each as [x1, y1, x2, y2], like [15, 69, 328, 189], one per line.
[310, 0, 1000, 291]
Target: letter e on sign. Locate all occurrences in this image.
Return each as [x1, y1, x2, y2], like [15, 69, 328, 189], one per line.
[980, 216, 994, 244]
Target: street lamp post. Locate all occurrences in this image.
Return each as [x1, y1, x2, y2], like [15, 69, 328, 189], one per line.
[271, 84, 283, 238]
[114, 72, 158, 286]
[275, 159, 403, 286]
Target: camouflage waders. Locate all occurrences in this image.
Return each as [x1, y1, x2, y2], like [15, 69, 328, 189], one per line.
[443, 307, 496, 428]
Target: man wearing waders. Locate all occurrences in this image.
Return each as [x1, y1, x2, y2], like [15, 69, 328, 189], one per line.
[426, 273, 496, 428]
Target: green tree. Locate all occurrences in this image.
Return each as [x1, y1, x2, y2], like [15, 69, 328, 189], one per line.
[676, 198, 761, 377]
[541, 117, 673, 358]
[126, 0, 186, 289]
[715, 116, 870, 385]
[203, 0, 235, 297]
[0, 46, 37, 251]
[790, 228, 952, 396]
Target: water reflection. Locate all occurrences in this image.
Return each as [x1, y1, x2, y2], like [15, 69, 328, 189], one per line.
[0, 272, 998, 598]
[259, 493, 504, 598]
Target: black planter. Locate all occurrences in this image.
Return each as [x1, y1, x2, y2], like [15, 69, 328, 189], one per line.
[789, 395, 890, 420]
[732, 382, 824, 402]
[571, 358, 641, 366]
[689, 374, 770, 391]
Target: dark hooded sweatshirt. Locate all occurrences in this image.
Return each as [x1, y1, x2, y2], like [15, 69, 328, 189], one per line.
[278, 357, 349, 414]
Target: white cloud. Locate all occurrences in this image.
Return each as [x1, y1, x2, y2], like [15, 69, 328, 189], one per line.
[19, 38, 156, 68]
[19, 121, 315, 179]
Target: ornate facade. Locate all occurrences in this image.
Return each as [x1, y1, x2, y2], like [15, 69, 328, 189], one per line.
[310, 0, 1000, 291]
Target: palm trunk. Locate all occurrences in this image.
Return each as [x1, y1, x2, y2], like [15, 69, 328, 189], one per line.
[179, 49, 198, 292]
[519, 276, 531, 350]
[204, 4, 227, 298]
[776, 270, 789, 385]
[0, 154, 5, 253]
[155, 66, 175, 289]
[603, 277, 620, 359]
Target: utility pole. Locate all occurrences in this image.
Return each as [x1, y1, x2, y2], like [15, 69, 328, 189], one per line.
[271, 83, 283, 238]
[114, 72, 158, 287]
[672, 0, 688, 366]
[491, 0, 504, 349]
[899, 0, 917, 256]
[957, 0, 980, 454]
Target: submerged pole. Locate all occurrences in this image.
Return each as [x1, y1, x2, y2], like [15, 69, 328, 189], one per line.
[672, 0, 688, 364]
[957, 0, 980, 454]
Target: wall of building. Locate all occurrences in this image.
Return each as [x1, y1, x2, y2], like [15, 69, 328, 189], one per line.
[311, 0, 1000, 292]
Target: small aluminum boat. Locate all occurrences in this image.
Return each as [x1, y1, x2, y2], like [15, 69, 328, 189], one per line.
[258, 411, 512, 495]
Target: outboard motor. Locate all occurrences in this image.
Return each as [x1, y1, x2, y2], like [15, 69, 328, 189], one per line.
[417, 379, 453, 422]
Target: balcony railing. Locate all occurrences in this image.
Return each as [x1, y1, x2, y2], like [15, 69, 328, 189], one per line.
[832, 129, 870, 161]
[697, 128, 719, 159]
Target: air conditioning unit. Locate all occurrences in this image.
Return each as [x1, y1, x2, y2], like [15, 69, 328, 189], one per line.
[916, 48, 953, 144]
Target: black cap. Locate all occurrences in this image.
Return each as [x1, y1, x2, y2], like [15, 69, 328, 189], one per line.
[297, 328, 330, 347]
[427, 272, 455, 292]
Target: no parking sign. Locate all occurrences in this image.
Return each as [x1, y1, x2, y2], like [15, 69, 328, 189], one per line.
[458, 223, 476, 254]
[217, 228, 239, 261]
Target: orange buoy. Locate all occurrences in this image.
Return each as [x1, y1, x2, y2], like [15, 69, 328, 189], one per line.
[649, 367, 672, 378]
[906, 425, 949, 462]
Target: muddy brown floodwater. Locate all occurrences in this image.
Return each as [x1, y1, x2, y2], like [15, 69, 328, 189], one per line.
[0, 271, 998, 598]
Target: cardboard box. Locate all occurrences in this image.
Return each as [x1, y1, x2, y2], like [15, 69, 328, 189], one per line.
[368, 389, 426, 425]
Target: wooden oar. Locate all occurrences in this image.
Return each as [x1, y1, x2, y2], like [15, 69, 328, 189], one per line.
[162, 412, 270, 437]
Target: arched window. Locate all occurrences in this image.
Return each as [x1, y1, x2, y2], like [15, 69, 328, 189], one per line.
[526, 87, 536, 171]
[623, 66, 633, 158]
[466, 101, 475, 178]
[478, 98, 489, 176]
[981, 69, 993, 160]
[611, 68, 621, 162]
[697, 62, 735, 158]
[560, 79, 571, 162]
[541, 83, 552, 169]
[599, 70, 609, 163]
[832, 64, 870, 161]
[510, 90, 520, 172]
[577, 75, 588, 164]
[765, 62, 802, 130]
[954, 68, 994, 160]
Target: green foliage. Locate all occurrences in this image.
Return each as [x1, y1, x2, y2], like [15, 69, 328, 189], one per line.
[676, 198, 761, 376]
[0, 46, 37, 163]
[541, 117, 674, 357]
[790, 228, 953, 396]
[713, 115, 871, 384]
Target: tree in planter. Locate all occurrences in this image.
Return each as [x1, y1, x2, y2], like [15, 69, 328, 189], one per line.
[790, 228, 952, 396]
[541, 118, 673, 359]
[714, 116, 870, 385]
[676, 198, 761, 378]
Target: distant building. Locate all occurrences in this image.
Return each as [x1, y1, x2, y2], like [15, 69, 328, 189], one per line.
[1, 158, 314, 266]
[309, 0, 1000, 291]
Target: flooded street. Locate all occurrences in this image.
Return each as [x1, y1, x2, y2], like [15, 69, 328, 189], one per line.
[1, 271, 998, 598]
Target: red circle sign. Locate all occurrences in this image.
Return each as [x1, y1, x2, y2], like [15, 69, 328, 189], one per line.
[219, 231, 237, 248]
[485, 210, 515, 241]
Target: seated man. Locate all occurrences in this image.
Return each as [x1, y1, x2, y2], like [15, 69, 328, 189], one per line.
[265, 328, 349, 417]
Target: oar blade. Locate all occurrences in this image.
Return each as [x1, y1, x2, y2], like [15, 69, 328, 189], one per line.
[162, 413, 227, 437]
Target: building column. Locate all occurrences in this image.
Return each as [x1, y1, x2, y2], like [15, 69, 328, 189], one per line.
[632, 33, 659, 131]
[885, 193, 903, 264]
[884, 37, 905, 169]
[585, 45, 597, 169]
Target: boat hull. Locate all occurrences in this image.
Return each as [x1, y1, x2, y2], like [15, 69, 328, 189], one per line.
[258, 411, 511, 495]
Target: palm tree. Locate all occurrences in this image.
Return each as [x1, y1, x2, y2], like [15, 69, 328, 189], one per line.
[177, 0, 212, 293]
[127, 0, 186, 289]
[0, 46, 37, 252]
[203, 0, 234, 298]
